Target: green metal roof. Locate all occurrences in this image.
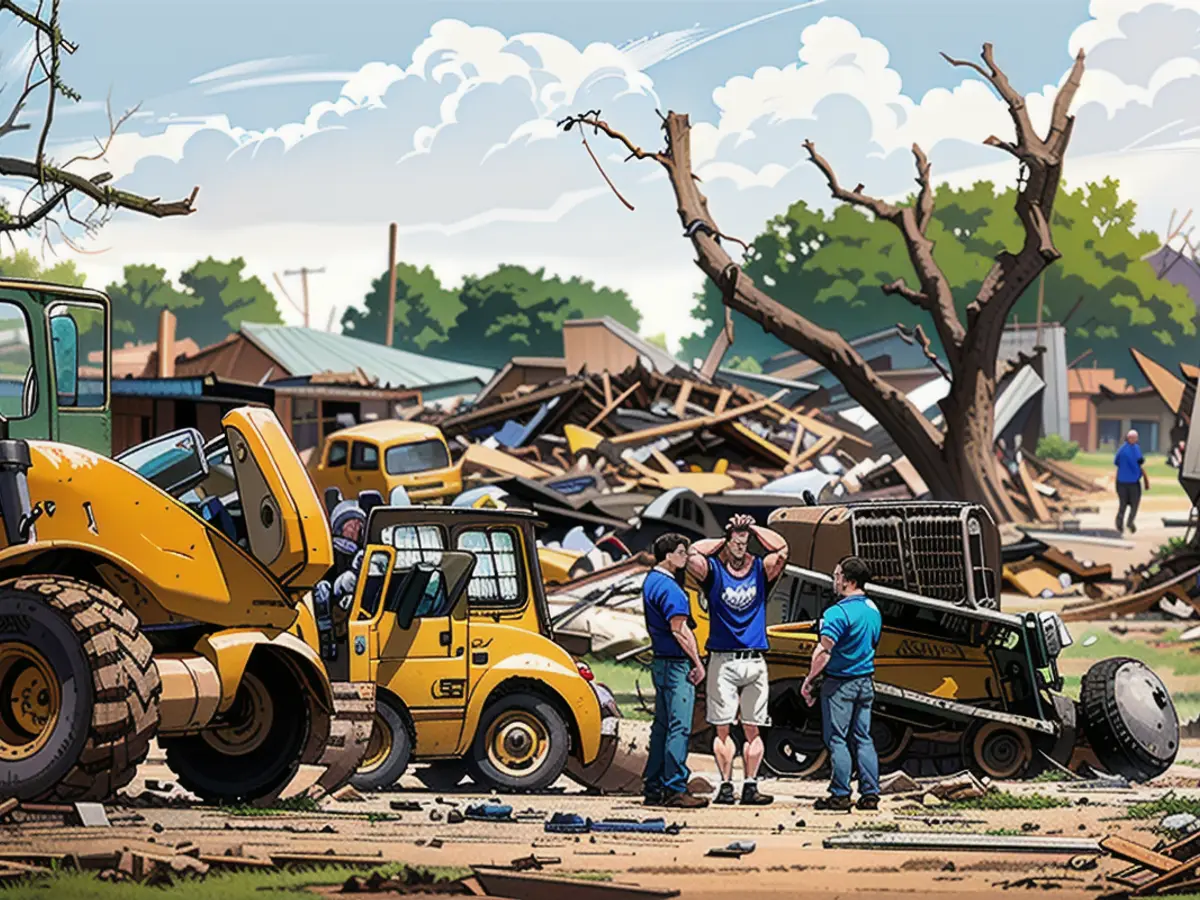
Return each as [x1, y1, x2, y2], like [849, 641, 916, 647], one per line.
[239, 323, 493, 391]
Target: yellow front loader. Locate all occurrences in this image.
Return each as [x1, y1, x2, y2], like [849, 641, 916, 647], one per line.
[0, 407, 373, 804]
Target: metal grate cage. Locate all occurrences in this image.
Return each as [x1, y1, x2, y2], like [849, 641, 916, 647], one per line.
[849, 503, 996, 608]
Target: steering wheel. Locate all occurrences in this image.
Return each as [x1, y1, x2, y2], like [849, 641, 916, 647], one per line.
[21, 365, 35, 418]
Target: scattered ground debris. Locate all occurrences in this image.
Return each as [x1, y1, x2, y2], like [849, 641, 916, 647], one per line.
[706, 841, 756, 859]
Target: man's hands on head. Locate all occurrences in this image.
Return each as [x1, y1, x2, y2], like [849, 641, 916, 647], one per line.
[727, 513, 755, 532]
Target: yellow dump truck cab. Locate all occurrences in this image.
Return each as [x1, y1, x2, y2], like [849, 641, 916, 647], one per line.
[336, 506, 605, 793]
[0, 407, 346, 806]
[310, 420, 463, 505]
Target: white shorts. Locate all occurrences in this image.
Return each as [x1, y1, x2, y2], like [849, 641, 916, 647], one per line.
[706, 652, 771, 727]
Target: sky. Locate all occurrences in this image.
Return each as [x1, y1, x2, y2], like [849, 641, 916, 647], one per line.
[0, 0, 1193, 360]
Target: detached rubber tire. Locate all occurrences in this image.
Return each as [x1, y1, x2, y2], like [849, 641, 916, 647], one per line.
[467, 693, 570, 793]
[1081, 656, 1178, 782]
[163, 652, 308, 804]
[0, 577, 160, 802]
[351, 697, 412, 792]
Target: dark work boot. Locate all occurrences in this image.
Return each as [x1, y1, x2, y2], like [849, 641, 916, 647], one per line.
[856, 795, 880, 811]
[741, 781, 773, 806]
[714, 782, 736, 805]
[814, 795, 852, 812]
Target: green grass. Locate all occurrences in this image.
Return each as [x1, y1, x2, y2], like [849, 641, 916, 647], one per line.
[1127, 791, 1200, 820]
[849, 822, 900, 832]
[1072, 451, 1187, 496]
[986, 828, 1025, 836]
[566, 871, 615, 882]
[0, 864, 470, 899]
[1059, 628, 1200, 722]
[1031, 769, 1073, 783]
[585, 655, 654, 721]
[218, 796, 323, 816]
[945, 791, 1071, 811]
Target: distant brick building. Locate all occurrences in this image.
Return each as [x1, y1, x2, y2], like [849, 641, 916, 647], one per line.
[1068, 366, 1172, 452]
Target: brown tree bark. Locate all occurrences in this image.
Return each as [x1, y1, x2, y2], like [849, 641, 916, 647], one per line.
[559, 44, 1086, 523]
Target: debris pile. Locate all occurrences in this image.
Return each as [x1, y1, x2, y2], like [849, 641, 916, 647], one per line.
[1099, 831, 1200, 896]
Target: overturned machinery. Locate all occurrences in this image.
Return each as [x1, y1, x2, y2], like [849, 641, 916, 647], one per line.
[681, 501, 1179, 783]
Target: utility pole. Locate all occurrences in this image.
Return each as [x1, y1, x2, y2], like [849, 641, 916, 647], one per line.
[385, 223, 397, 347]
[283, 266, 325, 328]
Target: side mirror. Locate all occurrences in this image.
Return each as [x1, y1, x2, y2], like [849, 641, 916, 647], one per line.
[50, 314, 78, 407]
[115, 427, 210, 497]
[392, 550, 476, 629]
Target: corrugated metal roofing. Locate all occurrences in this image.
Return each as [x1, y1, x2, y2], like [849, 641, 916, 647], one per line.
[239, 323, 493, 390]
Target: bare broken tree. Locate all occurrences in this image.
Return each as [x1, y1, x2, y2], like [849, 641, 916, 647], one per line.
[558, 43, 1086, 523]
[0, 0, 197, 254]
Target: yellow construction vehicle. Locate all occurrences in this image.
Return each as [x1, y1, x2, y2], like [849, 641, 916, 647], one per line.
[0, 406, 377, 804]
[326, 506, 613, 793]
[309, 420, 463, 506]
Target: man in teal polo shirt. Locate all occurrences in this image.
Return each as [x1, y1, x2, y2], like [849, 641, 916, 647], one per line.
[801, 555, 882, 812]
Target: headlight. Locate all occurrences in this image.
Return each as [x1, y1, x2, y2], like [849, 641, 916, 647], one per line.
[1037, 611, 1073, 658]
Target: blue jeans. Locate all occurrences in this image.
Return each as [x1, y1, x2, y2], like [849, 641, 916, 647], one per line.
[643, 657, 694, 797]
[820, 674, 880, 798]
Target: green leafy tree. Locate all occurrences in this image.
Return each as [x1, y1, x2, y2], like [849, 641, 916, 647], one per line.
[341, 263, 461, 353]
[443, 265, 640, 368]
[726, 355, 762, 373]
[105, 264, 196, 345]
[175, 257, 283, 348]
[681, 178, 1196, 384]
[644, 332, 669, 352]
[0, 249, 85, 288]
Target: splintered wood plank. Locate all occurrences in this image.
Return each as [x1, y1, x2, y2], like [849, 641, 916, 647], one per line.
[586, 381, 641, 430]
[609, 392, 783, 446]
[1016, 459, 1051, 521]
[649, 448, 681, 474]
[601, 371, 613, 407]
[672, 381, 694, 418]
[713, 388, 732, 415]
[1100, 835, 1180, 873]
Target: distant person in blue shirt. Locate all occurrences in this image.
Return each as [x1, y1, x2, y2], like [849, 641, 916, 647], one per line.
[641, 533, 709, 809]
[802, 556, 882, 812]
[687, 513, 789, 806]
[1114, 430, 1150, 534]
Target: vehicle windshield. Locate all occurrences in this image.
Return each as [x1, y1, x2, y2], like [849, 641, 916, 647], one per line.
[385, 439, 449, 475]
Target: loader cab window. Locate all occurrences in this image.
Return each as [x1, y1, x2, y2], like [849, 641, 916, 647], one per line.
[350, 442, 379, 471]
[457, 527, 522, 608]
[382, 524, 445, 568]
[0, 302, 35, 419]
[384, 565, 449, 619]
[48, 301, 106, 409]
[326, 441, 348, 467]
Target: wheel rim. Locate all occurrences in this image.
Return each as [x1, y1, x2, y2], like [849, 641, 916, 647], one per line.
[360, 711, 393, 773]
[203, 673, 274, 757]
[972, 723, 1033, 779]
[764, 728, 829, 777]
[0, 642, 61, 762]
[485, 710, 550, 778]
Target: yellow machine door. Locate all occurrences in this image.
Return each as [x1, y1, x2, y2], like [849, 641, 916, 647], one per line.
[373, 550, 475, 756]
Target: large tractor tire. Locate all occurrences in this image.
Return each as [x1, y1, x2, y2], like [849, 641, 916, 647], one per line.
[351, 696, 413, 792]
[0, 576, 160, 802]
[162, 652, 309, 805]
[1081, 656, 1179, 782]
[466, 692, 570, 793]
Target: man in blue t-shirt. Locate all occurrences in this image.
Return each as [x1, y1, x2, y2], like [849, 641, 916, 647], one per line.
[687, 513, 789, 806]
[1114, 429, 1150, 534]
[641, 532, 709, 809]
[802, 555, 883, 812]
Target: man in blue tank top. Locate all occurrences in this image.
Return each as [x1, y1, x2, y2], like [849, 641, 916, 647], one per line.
[801, 555, 883, 812]
[687, 513, 789, 806]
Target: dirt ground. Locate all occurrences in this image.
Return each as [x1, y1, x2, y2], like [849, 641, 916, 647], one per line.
[6, 489, 1200, 898]
[7, 740, 1200, 899]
